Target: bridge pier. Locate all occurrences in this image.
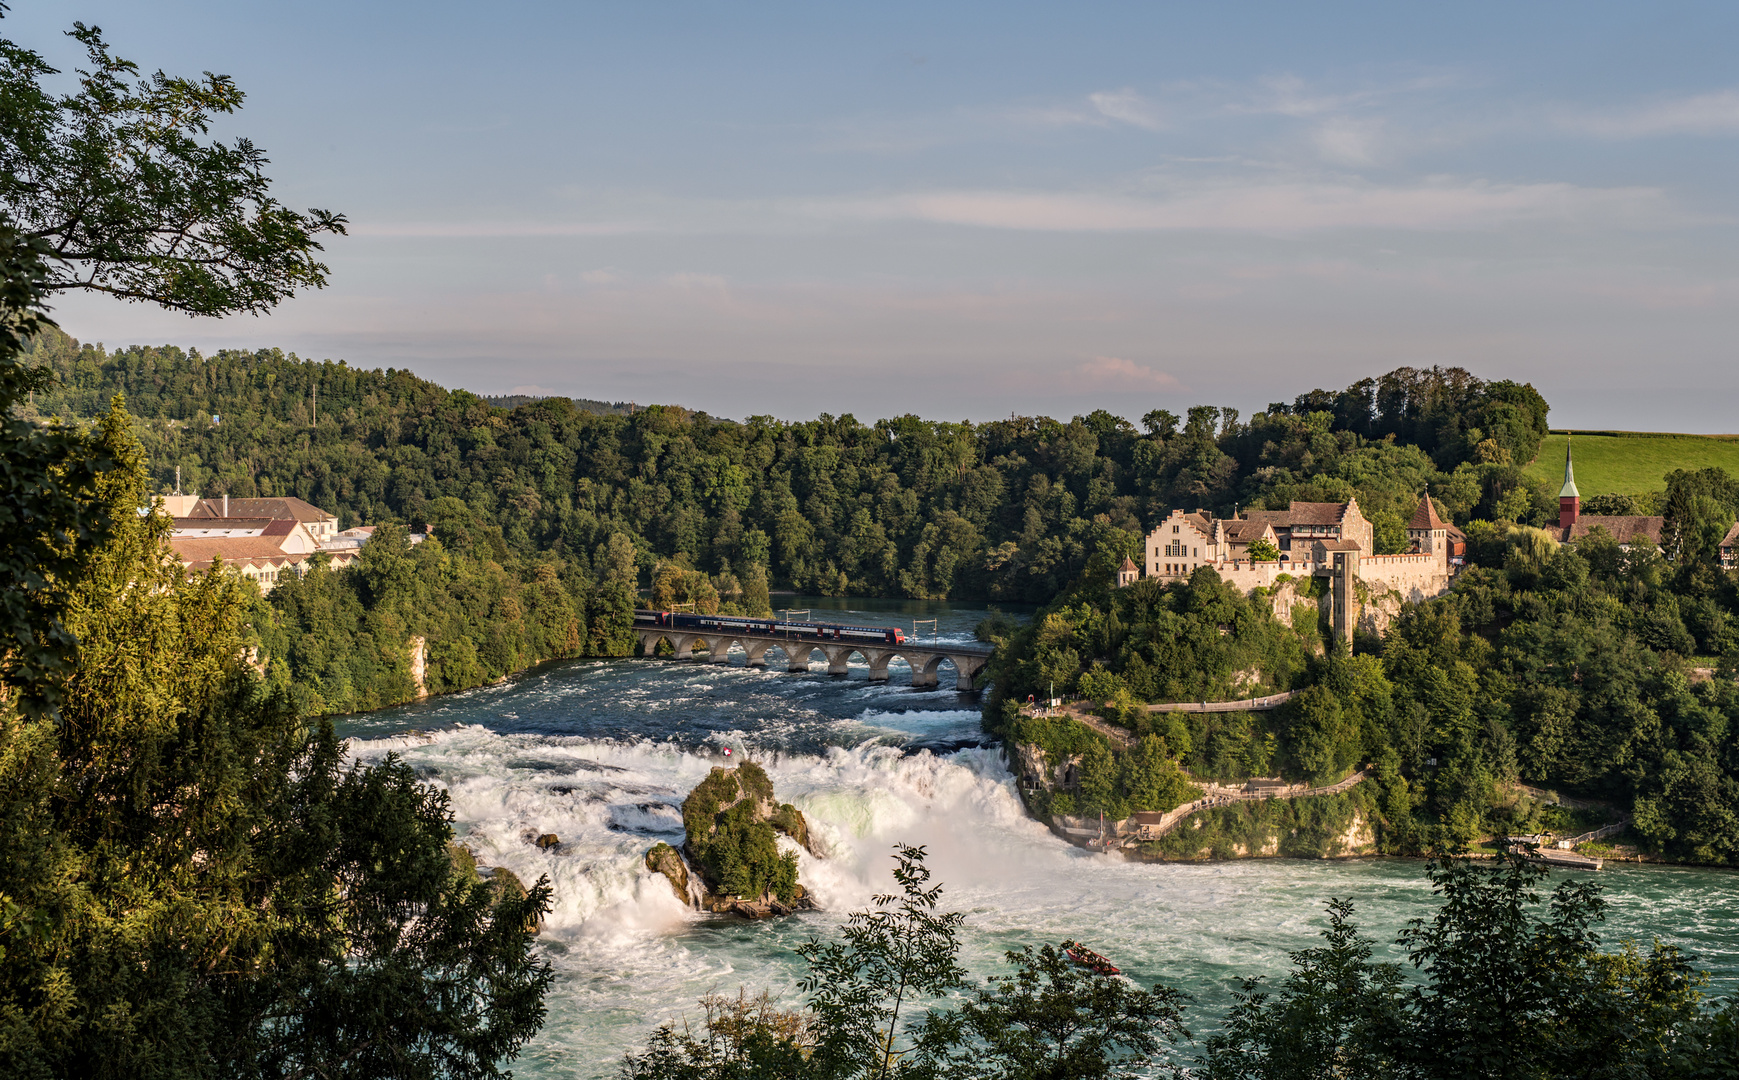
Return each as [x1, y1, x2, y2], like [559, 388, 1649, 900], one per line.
[785, 645, 813, 673]
[823, 645, 852, 676]
[743, 641, 771, 668]
[864, 650, 893, 682]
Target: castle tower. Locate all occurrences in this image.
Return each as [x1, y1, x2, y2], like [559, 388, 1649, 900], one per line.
[1407, 493, 1448, 560]
[1115, 555, 1139, 587]
[1559, 437, 1580, 532]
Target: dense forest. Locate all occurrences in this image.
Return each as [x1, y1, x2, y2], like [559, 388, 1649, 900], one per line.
[985, 462, 1739, 864]
[16, 328, 1555, 715]
[22, 330, 1551, 603]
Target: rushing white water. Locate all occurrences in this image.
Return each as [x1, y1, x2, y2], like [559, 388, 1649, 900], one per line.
[340, 598, 1739, 1079]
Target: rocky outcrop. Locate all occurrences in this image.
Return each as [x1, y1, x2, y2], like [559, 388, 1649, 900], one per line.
[1354, 587, 1405, 639]
[650, 761, 820, 917]
[409, 635, 429, 698]
[645, 841, 690, 904]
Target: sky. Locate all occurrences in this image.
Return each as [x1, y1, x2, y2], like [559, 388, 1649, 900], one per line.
[11, 1, 1739, 429]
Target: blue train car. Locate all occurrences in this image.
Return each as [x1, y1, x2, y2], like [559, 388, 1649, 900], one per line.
[634, 609, 904, 645]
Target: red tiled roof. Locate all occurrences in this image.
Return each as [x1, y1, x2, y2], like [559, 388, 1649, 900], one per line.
[1566, 516, 1665, 545]
[1244, 509, 1294, 527]
[1722, 522, 1739, 548]
[1407, 495, 1447, 531]
[172, 517, 278, 532]
[1118, 555, 1138, 571]
[1313, 538, 1362, 551]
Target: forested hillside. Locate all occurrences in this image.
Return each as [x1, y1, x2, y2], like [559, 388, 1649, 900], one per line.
[23, 330, 1550, 602]
[986, 464, 1739, 864]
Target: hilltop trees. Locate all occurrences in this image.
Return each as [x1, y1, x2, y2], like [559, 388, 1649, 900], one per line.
[20, 333, 1553, 606]
[0, 17, 346, 314]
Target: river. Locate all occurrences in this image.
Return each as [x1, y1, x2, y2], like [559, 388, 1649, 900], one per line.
[336, 597, 1739, 1078]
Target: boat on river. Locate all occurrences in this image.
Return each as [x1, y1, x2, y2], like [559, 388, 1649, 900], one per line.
[1064, 942, 1120, 976]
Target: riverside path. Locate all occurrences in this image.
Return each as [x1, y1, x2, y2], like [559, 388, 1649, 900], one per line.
[632, 610, 994, 690]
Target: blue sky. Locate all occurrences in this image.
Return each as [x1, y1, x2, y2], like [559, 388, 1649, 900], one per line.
[13, 2, 1739, 428]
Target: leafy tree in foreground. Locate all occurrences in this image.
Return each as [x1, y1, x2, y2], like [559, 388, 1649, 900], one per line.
[915, 942, 1190, 1080]
[798, 845, 969, 1079]
[0, 393, 554, 1077]
[0, 17, 555, 1073]
[1205, 854, 1732, 1079]
[0, 227, 111, 718]
[0, 13, 346, 314]
[1204, 898, 1409, 1080]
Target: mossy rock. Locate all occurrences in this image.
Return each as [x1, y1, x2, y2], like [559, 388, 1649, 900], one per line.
[645, 841, 690, 904]
[447, 841, 479, 882]
[679, 761, 809, 906]
[484, 866, 543, 934]
[489, 866, 528, 904]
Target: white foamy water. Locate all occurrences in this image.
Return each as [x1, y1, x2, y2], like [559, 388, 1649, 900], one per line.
[349, 723, 1739, 1079]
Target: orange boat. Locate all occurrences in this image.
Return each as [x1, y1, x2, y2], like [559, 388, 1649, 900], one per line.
[1063, 942, 1120, 976]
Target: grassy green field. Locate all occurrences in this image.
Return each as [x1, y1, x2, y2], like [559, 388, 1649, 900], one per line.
[1523, 432, 1739, 494]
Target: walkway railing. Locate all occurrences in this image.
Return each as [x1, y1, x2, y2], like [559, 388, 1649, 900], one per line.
[1133, 768, 1370, 841]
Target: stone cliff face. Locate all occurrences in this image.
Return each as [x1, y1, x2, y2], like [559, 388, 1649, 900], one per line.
[646, 762, 820, 918]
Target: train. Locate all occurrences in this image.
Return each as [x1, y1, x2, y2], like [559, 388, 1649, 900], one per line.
[634, 609, 905, 645]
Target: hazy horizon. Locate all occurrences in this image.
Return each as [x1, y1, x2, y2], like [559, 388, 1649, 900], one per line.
[14, 1, 1739, 431]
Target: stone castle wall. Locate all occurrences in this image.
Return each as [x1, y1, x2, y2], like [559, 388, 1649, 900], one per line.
[1357, 553, 1451, 602]
[1213, 560, 1323, 593]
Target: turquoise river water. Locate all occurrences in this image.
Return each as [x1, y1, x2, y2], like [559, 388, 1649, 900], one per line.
[335, 598, 1739, 1078]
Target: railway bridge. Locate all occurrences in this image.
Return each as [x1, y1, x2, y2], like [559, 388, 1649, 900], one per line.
[633, 621, 994, 690]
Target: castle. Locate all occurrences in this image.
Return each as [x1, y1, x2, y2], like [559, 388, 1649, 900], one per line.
[1131, 493, 1463, 642]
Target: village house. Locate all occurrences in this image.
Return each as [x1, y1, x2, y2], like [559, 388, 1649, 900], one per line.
[1245, 498, 1375, 562]
[169, 538, 316, 594]
[1723, 522, 1739, 571]
[162, 494, 361, 594]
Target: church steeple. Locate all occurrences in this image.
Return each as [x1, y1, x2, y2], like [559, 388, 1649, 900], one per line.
[1558, 436, 1580, 532]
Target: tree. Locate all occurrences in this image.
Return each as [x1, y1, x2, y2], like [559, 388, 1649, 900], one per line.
[918, 943, 1189, 1080]
[798, 845, 968, 1079]
[1245, 537, 1280, 562]
[0, 17, 346, 315]
[0, 226, 111, 718]
[622, 991, 812, 1080]
[1397, 854, 1707, 1079]
[0, 398, 555, 1078]
[1203, 898, 1407, 1080]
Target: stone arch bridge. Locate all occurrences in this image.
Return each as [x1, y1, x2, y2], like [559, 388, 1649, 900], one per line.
[633, 627, 993, 691]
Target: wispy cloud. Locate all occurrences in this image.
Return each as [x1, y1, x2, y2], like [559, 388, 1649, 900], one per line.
[1073, 356, 1181, 390]
[811, 179, 1669, 232]
[1557, 90, 1739, 138]
[1088, 89, 1167, 130]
